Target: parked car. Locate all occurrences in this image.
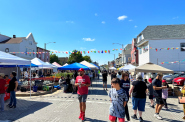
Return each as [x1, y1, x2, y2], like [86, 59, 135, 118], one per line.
[163, 73, 185, 84]
[173, 74, 185, 86]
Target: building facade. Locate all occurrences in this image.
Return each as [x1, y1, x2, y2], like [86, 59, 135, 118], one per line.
[136, 24, 185, 71]
[59, 57, 68, 65]
[123, 44, 132, 65]
[131, 38, 139, 66]
[0, 33, 37, 60]
[36, 47, 50, 62]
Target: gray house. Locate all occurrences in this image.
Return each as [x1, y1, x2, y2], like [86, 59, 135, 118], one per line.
[123, 44, 131, 65]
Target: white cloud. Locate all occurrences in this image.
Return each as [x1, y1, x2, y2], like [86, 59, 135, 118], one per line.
[129, 19, 133, 21]
[135, 26, 137, 28]
[102, 21, 105, 24]
[90, 49, 96, 51]
[117, 15, 127, 21]
[173, 16, 179, 19]
[66, 21, 74, 23]
[82, 38, 95, 41]
[95, 13, 98, 16]
[80, 47, 86, 50]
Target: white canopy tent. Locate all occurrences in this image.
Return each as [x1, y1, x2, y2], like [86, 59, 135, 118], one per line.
[109, 67, 116, 70]
[80, 61, 98, 70]
[31, 58, 53, 69]
[46, 62, 58, 72]
[63, 63, 68, 66]
[119, 64, 136, 71]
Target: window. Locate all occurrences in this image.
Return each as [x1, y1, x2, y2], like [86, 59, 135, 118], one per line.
[25, 48, 27, 55]
[33, 50, 34, 56]
[143, 43, 149, 53]
[39, 54, 41, 59]
[29, 49, 31, 56]
[47, 56, 48, 61]
[139, 48, 142, 54]
[181, 43, 185, 51]
[42, 53, 44, 59]
[29, 41, 32, 45]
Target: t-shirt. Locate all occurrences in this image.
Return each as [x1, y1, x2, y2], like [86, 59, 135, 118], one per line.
[66, 78, 70, 85]
[109, 88, 128, 118]
[147, 83, 153, 95]
[75, 75, 91, 95]
[0, 79, 6, 94]
[132, 80, 147, 98]
[102, 72, 108, 81]
[152, 78, 162, 97]
[5, 79, 10, 84]
[111, 74, 117, 80]
[120, 79, 130, 98]
[9, 77, 17, 91]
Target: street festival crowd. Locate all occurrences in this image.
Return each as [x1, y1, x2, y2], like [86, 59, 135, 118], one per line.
[0, 68, 184, 122]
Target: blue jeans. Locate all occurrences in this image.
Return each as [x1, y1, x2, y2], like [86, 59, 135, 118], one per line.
[9, 91, 16, 106]
[0, 94, 5, 111]
[132, 97, 146, 111]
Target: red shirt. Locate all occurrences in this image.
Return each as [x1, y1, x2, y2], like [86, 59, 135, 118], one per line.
[75, 75, 91, 95]
[0, 79, 6, 94]
[5, 79, 10, 85]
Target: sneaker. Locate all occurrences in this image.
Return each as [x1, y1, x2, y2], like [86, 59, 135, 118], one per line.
[150, 105, 154, 108]
[139, 117, 144, 122]
[154, 114, 163, 120]
[12, 106, 16, 108]
[131, 114, 137, 120]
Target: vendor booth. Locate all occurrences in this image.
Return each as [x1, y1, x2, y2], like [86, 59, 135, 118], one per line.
[0, 51, 31, 100]
[80, 61, 98, 70]
[58, 62, 91, 70]
[119, 64, 136, 71]
[109, 67, 116, 70]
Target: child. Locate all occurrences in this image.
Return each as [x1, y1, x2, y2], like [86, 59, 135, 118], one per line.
[109, 78, 128, 122]
[147, 78, 154, 108]
[162, 80, 169, 109]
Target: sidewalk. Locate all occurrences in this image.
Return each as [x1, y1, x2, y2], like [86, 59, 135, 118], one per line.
[0, 75, 184, 122]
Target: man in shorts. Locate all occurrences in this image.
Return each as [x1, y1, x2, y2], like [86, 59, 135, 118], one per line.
[75, 68, 91, 121]
[102, 70, 108, 90]
[152, 72, 167, 120]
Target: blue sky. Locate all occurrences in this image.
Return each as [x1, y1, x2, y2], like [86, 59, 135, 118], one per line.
[0, 0, 185, 65]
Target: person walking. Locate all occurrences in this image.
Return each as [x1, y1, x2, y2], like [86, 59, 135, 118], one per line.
[102, 70, 108, 90]
[152, 73, 167, 120]
[129, 73, 147, 122]
[119, 72, 131, 122]
[0, 73, 6, 112]
[147, 78, 154, 108]
[162, 79, 169, 109]
[7, 71, 18, 108]
[75, 68, 91, 122]
[109, 78, 128, 122]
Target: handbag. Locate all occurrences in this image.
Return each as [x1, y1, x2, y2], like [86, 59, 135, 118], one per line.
[178, 96, 185, 104]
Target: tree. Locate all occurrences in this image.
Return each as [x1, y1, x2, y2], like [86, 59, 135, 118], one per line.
[67, 50, 84, 64]
[83, 55, 92, 63]
[50, 54, 61, 64]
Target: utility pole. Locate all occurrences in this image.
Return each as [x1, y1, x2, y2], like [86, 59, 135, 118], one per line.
[122, 44, 124, 66]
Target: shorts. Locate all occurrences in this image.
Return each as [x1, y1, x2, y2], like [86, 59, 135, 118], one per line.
[109, 115, 125, 122]
[149, 95, 153, 99]
[156, 97, 164, 105]
[103, 80, 107, 84]
[78, 94, 88, 103]
[132, 97, 146, 111]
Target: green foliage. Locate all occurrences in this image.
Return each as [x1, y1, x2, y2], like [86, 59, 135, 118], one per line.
[50, 54, 61, 64]
[53, 72, 73, 78]
[67, 50, 93, 64]
[83, 55, 92, 63]
[67, 50, 84, 64]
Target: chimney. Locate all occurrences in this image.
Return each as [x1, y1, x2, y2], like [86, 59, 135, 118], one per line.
[13, 35, 16, 38]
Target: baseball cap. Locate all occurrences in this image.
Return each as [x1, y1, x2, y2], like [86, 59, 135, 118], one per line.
[162, 80, 166, 83]
[148, 78, 152, 83]
[78, 68, 84, 72]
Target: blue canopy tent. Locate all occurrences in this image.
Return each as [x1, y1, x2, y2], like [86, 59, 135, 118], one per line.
[91, 63, 100, 70]
[0, 63, 38, 68]
[58, 63, 91, 70]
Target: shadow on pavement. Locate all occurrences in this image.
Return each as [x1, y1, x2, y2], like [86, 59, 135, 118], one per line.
[91, 84, 112, 88]
[85, 117, 107, 122]
[167, 108, 183, 113]
[162, 117, 184, 122]
[0, 99, 52, 121]
[88, 89, 108, 96]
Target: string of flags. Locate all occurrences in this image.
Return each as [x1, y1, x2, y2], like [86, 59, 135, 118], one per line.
[161, 59, 185, 64]
[8, 47, 185, 54]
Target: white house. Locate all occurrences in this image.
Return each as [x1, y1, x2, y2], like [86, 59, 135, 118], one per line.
[136, 24, 185, 72]
[0, 33, 37, 60]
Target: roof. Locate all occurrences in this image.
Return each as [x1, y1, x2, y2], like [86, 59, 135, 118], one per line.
[37, 47, 50, 52]
[0, 38, 22, 44]
[137, 24, 185, 45]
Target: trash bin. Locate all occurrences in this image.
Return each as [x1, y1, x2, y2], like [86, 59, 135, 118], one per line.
[33, 86, 38, 92]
